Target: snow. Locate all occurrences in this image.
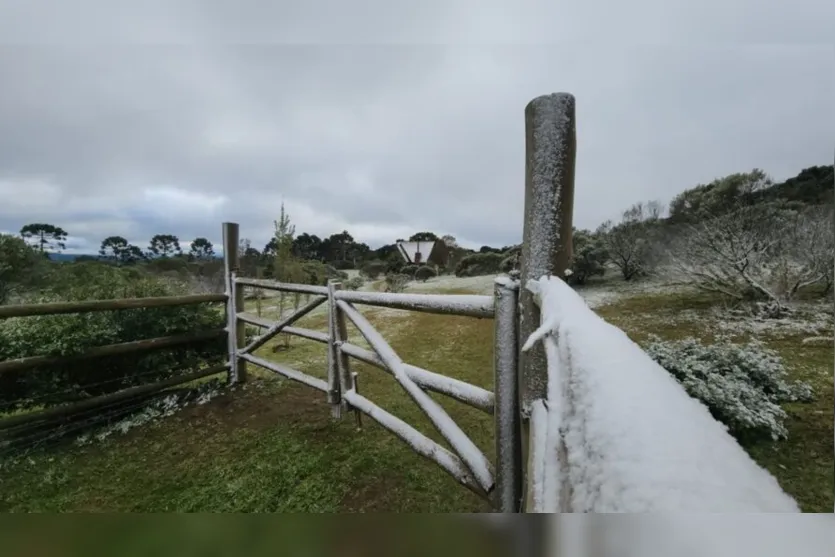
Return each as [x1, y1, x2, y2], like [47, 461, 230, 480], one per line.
[522, 274, 800, 512]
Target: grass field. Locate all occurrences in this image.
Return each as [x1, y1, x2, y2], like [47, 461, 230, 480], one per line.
[1, 274, 832, 512]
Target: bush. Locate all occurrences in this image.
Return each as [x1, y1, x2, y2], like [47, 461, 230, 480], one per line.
[500, 254, 519, 273]
[645, 336, 814, 441]
[331, 259, 354, 270]
[325, 264, 349, 282]
[414, 265, 437, 282]
[401, 264, 420, 278]
[568, 231, 608, 285]
[385, 257, 405, 274]
[384, 273, 410, 293]
[0, 233, 48, 304]
[299, 261, 348, 286]
[345, 277, 365, 291]
[0, 265, 225, 413]
[360, 260, 388, 280]
[455, 252, 504, 277]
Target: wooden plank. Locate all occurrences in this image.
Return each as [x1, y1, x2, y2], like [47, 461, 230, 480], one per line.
[235, 277, 328, 296]
[238, 353, 328, 392]
[0, 329, 225, 375]
[0, 294, 226, 319]
[0, 363, 228, 432]
[333, 290, 494, 318]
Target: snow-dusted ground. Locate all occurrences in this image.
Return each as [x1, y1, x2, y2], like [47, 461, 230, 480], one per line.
[404, 273, 684, 309]
[245, 272, 833, 343]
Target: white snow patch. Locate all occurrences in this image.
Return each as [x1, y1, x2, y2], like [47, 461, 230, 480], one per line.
[523, 275, 799, 512]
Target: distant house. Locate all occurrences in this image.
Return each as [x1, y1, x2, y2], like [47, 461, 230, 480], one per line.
[395, 240, 449, 268]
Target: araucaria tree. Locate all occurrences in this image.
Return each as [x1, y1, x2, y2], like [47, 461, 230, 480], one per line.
[20, 223, 68, 254]
[189, 237, 215, 260]
[99, 236, 144, 264]
[148, 234, 182, 258]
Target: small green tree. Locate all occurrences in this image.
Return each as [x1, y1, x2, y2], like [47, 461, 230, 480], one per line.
[568, 229, 609, 285]
[20, 223, 68, 254]
[272, 203, 305, 349]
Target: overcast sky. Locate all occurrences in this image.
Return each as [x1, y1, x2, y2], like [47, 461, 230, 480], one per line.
[0, 1, 832, 254]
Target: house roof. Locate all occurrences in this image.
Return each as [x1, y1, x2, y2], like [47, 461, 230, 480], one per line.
[396, 240, 436, 264]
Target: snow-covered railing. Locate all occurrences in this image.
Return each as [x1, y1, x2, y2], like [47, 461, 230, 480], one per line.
[521, 275, 800, 512]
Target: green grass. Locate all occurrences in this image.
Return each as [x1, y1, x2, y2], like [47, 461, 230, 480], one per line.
[1, 282, 831, 512]
[0, 303, 496, 512]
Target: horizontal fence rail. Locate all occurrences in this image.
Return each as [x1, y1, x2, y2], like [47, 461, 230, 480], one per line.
[233, 276, 495, 319]
[235, 277, 329, 296]
[0, 329, 226, 376]
[333, 290, 495, 318]
[0, 293, 227, 319]
[238, 353, 329, 392]
[0, 362, 228, 432]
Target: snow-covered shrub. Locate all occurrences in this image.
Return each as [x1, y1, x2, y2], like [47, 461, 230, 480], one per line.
[455, 252, 504, 277]
[359, 260, 387, 280]
[384, 273, 410, 293]
[414, 265, 436, 282]
[344, 276, 365, 291]
[645, 336, 814, 441]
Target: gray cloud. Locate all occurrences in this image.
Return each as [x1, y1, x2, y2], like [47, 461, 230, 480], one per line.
[0, 1, 832, 253]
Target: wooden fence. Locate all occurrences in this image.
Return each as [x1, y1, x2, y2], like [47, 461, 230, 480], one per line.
[0, 92, 575, 515]
[0, 293, 228, 435]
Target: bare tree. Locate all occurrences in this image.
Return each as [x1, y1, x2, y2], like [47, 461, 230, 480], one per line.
[669, 203, 831, 306]
[603, 201, 663, 280]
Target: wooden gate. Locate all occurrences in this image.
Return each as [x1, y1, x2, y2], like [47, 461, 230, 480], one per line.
[220, 92, 575, 515]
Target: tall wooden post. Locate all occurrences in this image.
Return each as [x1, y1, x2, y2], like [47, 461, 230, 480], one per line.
[518, 93, 576, 510]
[222, 222, 247, 384]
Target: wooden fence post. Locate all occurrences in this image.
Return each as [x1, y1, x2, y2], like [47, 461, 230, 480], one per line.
[518, 93, 576, 508]
[328, 281, 359, 424]
[494, 275, 522, 513]
[326, 281, 343, 418]
[222, 222, 247, 384]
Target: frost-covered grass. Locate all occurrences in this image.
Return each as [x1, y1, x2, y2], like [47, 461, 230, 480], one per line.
[1, 274, 830, 512]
